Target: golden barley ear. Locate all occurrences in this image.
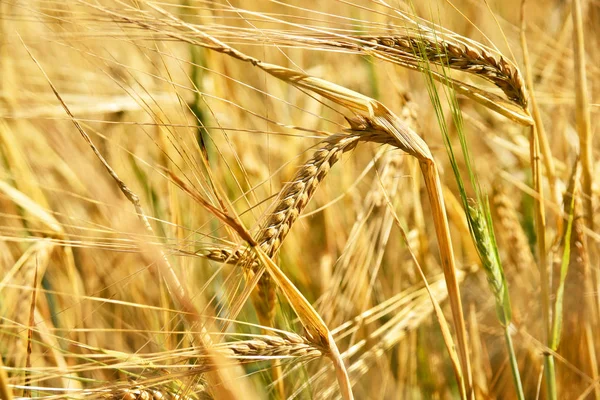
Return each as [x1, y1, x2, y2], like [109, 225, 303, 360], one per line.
[338, 33, 533, 126]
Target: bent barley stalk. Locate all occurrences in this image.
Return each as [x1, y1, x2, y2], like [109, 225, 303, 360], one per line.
[553, 163, 599, 395]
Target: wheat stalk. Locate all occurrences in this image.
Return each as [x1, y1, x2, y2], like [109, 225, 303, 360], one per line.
[519, 5, 553, 397]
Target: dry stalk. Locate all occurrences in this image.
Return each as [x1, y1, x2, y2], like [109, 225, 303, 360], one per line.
[563, 181, 595, 321]
[468, 305, 489, 398]
[571, 0, 594, 232]
[519, 1, 561, 232]
[519, 4, 553, 397]
[0, 357, 13, 400]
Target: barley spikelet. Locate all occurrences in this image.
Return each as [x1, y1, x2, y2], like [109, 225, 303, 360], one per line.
[101, 385, 209, 400]
[219, 332, 322, 360]
[98, 379, 209, 400]
[102, 388, 187, 400]
[201, 246, 255, 269]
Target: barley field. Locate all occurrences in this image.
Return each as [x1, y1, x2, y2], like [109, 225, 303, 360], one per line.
[0, 0, 598, 399]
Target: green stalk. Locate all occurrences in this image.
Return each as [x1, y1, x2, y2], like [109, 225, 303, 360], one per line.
[410, 13, 524, 398]
[504, 326, 524, 397]
[546, 167, 579, 398]
[468, 205, 524, 400]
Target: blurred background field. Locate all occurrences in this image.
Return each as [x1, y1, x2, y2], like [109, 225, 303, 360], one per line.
[0, 0, 598, 399]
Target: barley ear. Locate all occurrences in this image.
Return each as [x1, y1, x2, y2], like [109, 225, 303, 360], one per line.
[467, 204, 512, 325]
